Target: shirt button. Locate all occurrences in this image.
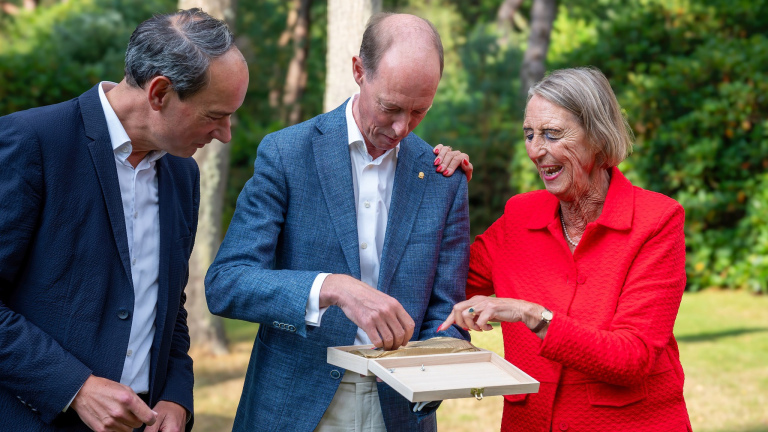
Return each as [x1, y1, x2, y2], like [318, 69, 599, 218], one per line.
[361, 243, 368, 250]
[132, 257, 137, 265]
[133, 212, 138, 219]
[126, 350, 133, 357]
[121, 147, 130, 154]
[364, 201, 371, 208]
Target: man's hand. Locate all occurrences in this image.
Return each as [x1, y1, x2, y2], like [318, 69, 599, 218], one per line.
[71, 375, 156, 432]
[433, 144, 473, 181]
[319, 274, 415, 350]
[145, 400, 187, 432]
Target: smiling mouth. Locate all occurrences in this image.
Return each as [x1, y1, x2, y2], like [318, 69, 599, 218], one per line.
[541, 165, 563, 179]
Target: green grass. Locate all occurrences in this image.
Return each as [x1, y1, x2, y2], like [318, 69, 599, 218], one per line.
[675, 291, 768, 432]
[193, 291, 768, 432]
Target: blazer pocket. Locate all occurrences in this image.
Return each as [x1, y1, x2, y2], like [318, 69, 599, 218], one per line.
[176, 235, 192, 251]
[587, 381, 647, 407]
[504, 393, 528, 404]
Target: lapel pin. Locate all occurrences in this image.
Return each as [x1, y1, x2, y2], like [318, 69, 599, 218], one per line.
[418, 172, 424, 179]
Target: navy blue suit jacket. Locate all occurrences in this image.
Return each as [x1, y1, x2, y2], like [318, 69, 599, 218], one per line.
[206, 101, 470, 431]
[0, 85, 198, 431]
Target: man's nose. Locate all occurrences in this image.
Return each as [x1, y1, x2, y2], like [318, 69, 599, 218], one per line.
[212, 116, 232, 143]
[392, 115, 409, 138]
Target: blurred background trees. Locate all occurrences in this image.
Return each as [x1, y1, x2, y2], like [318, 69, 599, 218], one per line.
[1, 0, 767, 317]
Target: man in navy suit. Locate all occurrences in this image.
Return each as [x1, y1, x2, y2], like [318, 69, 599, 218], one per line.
[0, 9, 248, 432]
[206, 13, 470, 432]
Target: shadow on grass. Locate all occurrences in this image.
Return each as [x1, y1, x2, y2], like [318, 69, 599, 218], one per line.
[676, 327, 768, 343]
[193, 413, 234, 432]
[194, 364, 248, 388]
[728, 425, 768, 432]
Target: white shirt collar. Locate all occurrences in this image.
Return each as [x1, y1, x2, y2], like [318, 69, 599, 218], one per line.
[345, 94, 400, 162]
[98, 81, 165, 164]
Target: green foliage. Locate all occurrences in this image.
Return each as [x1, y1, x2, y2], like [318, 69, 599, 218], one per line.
[409, 0, 523, 236]
[0, 0, 176, 115]
[552, 0, 768, 292]
[224, 0, 328, 231]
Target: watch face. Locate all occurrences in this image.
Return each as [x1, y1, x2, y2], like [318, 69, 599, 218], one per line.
[542, 309, 554, 321]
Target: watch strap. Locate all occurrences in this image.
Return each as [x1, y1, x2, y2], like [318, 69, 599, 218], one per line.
[530, 309, 552, 333]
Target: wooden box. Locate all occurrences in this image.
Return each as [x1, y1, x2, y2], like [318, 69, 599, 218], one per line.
[327, 345, 539, 402]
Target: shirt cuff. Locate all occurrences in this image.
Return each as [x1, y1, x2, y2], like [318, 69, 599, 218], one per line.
[305, 273, 331, 327]
[62, 383, 85, 412]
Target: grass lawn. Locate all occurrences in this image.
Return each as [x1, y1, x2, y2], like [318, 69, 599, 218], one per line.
[191, 290, 768, 431]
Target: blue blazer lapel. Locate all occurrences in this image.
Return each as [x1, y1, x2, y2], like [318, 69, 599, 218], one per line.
[378, 136, 428, 292]
[155, 157, 173, 354]
[312, 103, 361, 279]
[149, 157, 174, 396]
[80, 85, 133, 286]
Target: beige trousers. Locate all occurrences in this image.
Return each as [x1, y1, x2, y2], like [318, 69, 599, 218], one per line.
[315, 371, 386, 432]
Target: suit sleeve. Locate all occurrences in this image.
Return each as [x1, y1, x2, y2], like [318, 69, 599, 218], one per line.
[0, 115, 93, 423]
[539, 203, 686, 386]
[205, 134, 321, 337]
[418, 176, 471, 341]
[157, 164, 198, 421]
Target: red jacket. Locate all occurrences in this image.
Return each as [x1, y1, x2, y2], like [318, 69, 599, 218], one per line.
[468, 168, 691, 432]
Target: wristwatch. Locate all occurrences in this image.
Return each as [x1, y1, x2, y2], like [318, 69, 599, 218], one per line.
[530, 308, 553, 333]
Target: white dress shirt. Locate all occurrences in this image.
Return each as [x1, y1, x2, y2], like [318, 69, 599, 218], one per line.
[305, 95, 399, 346]
[98, 82, 164, 393]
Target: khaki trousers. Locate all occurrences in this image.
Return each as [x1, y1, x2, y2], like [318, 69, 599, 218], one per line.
[315, 371, 386, 432]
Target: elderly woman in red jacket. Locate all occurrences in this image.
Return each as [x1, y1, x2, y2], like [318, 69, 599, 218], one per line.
[439, 67, 691, 431]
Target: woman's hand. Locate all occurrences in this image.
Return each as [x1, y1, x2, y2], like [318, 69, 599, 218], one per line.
[438, 296, 549, 338]
[433, 144, 473, 181]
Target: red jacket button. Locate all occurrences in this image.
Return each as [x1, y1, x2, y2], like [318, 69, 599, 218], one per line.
[577, 274, 587, 284]
[559, 421, 568, 431]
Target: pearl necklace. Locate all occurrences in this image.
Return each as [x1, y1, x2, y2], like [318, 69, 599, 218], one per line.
[561, 212, 579, 247]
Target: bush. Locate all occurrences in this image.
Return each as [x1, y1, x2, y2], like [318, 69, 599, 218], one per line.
[552, 0, 768, 292]
[0, 0, 177, 116]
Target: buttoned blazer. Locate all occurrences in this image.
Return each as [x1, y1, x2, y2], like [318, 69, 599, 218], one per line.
[206, 101, 470, 432]
[468, 168, 691, 431]
[0, 85, 198, 431]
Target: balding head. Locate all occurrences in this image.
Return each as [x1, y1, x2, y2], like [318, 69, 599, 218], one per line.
[359, 13, 444, 79]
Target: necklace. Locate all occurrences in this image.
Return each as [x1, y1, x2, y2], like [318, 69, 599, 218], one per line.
[560, 212, 579, 247]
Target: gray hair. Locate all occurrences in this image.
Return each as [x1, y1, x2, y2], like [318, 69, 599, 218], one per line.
[527, 67, 634, 168]
[360, 12, 444, 78]
[124, 8, 234, 100]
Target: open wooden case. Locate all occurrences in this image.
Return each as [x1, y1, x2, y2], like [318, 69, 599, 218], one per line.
[327, 344, 540, 402]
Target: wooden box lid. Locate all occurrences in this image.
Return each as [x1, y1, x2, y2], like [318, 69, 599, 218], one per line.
[327, 345, 539, 402]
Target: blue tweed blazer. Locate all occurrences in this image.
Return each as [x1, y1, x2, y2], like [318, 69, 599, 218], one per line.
[206, 101, 470, 431]
[0, 86, 197, 431]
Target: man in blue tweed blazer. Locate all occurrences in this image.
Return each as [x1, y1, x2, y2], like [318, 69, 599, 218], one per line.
[0, 9, 248, 432]
[206, 13, 470, 432]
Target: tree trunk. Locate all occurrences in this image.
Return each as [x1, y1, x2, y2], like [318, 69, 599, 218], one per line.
[323, 0, 381, 113]
[520, 0, 557, 100]
[496, 0, 524, 45]
[281, 0, 313, 125]
[177, 0, 235, 355]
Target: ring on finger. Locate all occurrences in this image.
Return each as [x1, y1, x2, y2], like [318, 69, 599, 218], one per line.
[468, 307, 475, 315]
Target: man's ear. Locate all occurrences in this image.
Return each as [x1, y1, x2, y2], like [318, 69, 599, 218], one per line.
[147, 76, 174, 111]
[352, 56, 365, 86]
